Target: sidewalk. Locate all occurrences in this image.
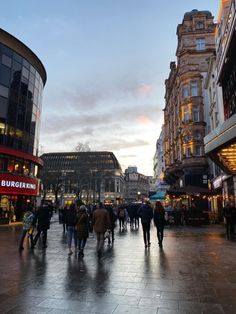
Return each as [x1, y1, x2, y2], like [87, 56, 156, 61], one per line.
[0, 220, 235, 313]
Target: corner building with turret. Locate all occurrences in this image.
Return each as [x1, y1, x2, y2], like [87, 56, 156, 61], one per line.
[163, 10, 216, 207]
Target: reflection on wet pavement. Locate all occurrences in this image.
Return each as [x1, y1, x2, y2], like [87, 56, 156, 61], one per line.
[0, 219, 235, 313]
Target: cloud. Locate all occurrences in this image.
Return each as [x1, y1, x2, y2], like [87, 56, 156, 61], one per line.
[98, 138, 149, 151]
[135, 115, 152, 125]
[137, 84, 154, 95]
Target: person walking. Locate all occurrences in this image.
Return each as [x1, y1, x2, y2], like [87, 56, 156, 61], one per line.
[138, 200, 153, 247]
[33, 203, 52, 249]
[92, 202, 111, 257]
[223, 202, 236, 239]
[106, 206, 117, 243]
[76, 205, 89, 257]
[19, 206, 35, 250]
[153, 201, 166, 248]
[65, 203, 78, 256]
[117, 206, 125, 230]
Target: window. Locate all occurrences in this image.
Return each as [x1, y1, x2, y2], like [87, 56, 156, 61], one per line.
[196, 38, 205, 50]
[191, 81, 198, 96]
[182, 85, 189, 98]
[195, 146, 203, 156]
[0, 96, 8, 118]
[184, 107, 190, 123]
[196, 22, 204, 29]
[0, 85, 9, 98]
[192, 107, 200, 122]
[0, 65, 11, 86]
[1, 54, 12, 68]
[186, 147, 192, 157]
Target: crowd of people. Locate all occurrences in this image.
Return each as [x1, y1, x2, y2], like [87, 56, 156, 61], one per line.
[18, 200, 167, 256]
[18, 199, 236, 256]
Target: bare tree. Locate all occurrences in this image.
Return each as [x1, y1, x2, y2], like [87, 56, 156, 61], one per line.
[75, 142, 91, 152]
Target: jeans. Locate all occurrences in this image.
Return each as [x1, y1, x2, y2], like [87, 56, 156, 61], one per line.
[67, 226, 77, 249]
[141, 222, 151, 245]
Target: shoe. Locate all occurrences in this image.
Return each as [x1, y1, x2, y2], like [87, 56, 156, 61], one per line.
[42, 245, 47, 249]
[68, 251, 73, 256]
[148, 242, 151, 247]
[19, 246, 24, 250]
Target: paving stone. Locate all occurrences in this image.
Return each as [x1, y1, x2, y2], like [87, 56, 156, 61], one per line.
[0, 219, 236, 313]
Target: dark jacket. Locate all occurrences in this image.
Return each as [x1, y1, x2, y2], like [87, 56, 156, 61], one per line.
[76, 208, 89, 238]
[154, 210, 165, 228]
[138, 203, 153, 224]
[66, 208, 77, 227]
[35, 205, 51, 230]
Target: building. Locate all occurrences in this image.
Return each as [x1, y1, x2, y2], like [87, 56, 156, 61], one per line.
[163, 10, 216, 209]
[0, 28, 46, 223]
[124, 166, 149, 202]
[153, 125, 165, 185]
[204, 0, 236, 205]
[40, 151, 124, 206]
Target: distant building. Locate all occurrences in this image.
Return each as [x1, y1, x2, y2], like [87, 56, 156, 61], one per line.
[124, 166, 149, 202]
[0, 28, 46, 222]
[40, 151, 124, 206]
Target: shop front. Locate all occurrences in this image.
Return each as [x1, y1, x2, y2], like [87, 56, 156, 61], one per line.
[0, 173, 40, 224]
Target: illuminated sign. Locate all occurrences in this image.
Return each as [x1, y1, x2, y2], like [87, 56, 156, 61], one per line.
[0, 173, 39, 196]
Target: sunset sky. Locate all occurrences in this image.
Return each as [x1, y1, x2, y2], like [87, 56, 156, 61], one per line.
[1, 1, 219, 175]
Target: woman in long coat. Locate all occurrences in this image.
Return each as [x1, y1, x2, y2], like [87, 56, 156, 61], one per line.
[76, 205, 89, 257]
[153, 201, 166, 248]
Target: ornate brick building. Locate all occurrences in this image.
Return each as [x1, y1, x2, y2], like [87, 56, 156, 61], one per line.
[163, 10, 216, 198]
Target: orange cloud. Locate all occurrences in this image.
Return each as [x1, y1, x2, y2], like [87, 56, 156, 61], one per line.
[136, 115, 152, 125]
[138, 84, 154, 95]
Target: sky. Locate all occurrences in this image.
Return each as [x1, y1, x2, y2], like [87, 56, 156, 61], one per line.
[1, 1, 219, 176]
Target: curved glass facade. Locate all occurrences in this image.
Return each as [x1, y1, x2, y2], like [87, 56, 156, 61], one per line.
[0, 43, 44, 155]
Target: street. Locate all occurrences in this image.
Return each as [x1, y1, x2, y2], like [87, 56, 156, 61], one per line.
[0, 219, 236, 314]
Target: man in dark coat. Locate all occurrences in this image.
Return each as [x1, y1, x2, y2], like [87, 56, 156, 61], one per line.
[138, 200, 153, 247]
[223, 202, 236, 239]
[33, 203, 52, 248]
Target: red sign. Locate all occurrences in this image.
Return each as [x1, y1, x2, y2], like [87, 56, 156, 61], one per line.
[0, 173, 39, 196]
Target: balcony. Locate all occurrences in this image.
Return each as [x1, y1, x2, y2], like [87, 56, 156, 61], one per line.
[182, 156, 208, 167]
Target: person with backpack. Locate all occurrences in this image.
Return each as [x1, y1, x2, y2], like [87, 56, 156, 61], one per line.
[19, 206, 35, 250]
[76, 205, 89, 257]
[117, 206, 125, 230]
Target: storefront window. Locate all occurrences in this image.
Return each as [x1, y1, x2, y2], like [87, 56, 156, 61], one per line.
[7, 159, 15, 172]
[23, 161, 30, 176]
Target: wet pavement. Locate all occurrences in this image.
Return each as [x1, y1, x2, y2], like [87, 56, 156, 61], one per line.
[0, 217, 236, 314]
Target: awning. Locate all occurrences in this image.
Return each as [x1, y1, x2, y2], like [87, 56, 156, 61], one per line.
[149, 191, 166, 200]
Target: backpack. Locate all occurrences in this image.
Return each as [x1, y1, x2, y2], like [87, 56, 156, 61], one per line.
[118, 209, 125, 218]
[23, 211, 34, 230]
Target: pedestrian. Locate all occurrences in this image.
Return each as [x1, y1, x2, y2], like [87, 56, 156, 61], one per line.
[19, 206, 35, 250]
[117, 206, 125, 230]
[65, 203, 78, 256]
[106, 206, 117, 243]
[153, 201, 166, 248]
[61, 206, 68, 233]
[76, 205, 89, 257]
[223, 202, 236, 239]
[92, 202, 111, 257]
[33, 203, 52, 249]
[137, 200, 153, 247]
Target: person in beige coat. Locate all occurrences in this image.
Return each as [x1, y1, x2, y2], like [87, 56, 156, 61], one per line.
[92, 202, 111, 257]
